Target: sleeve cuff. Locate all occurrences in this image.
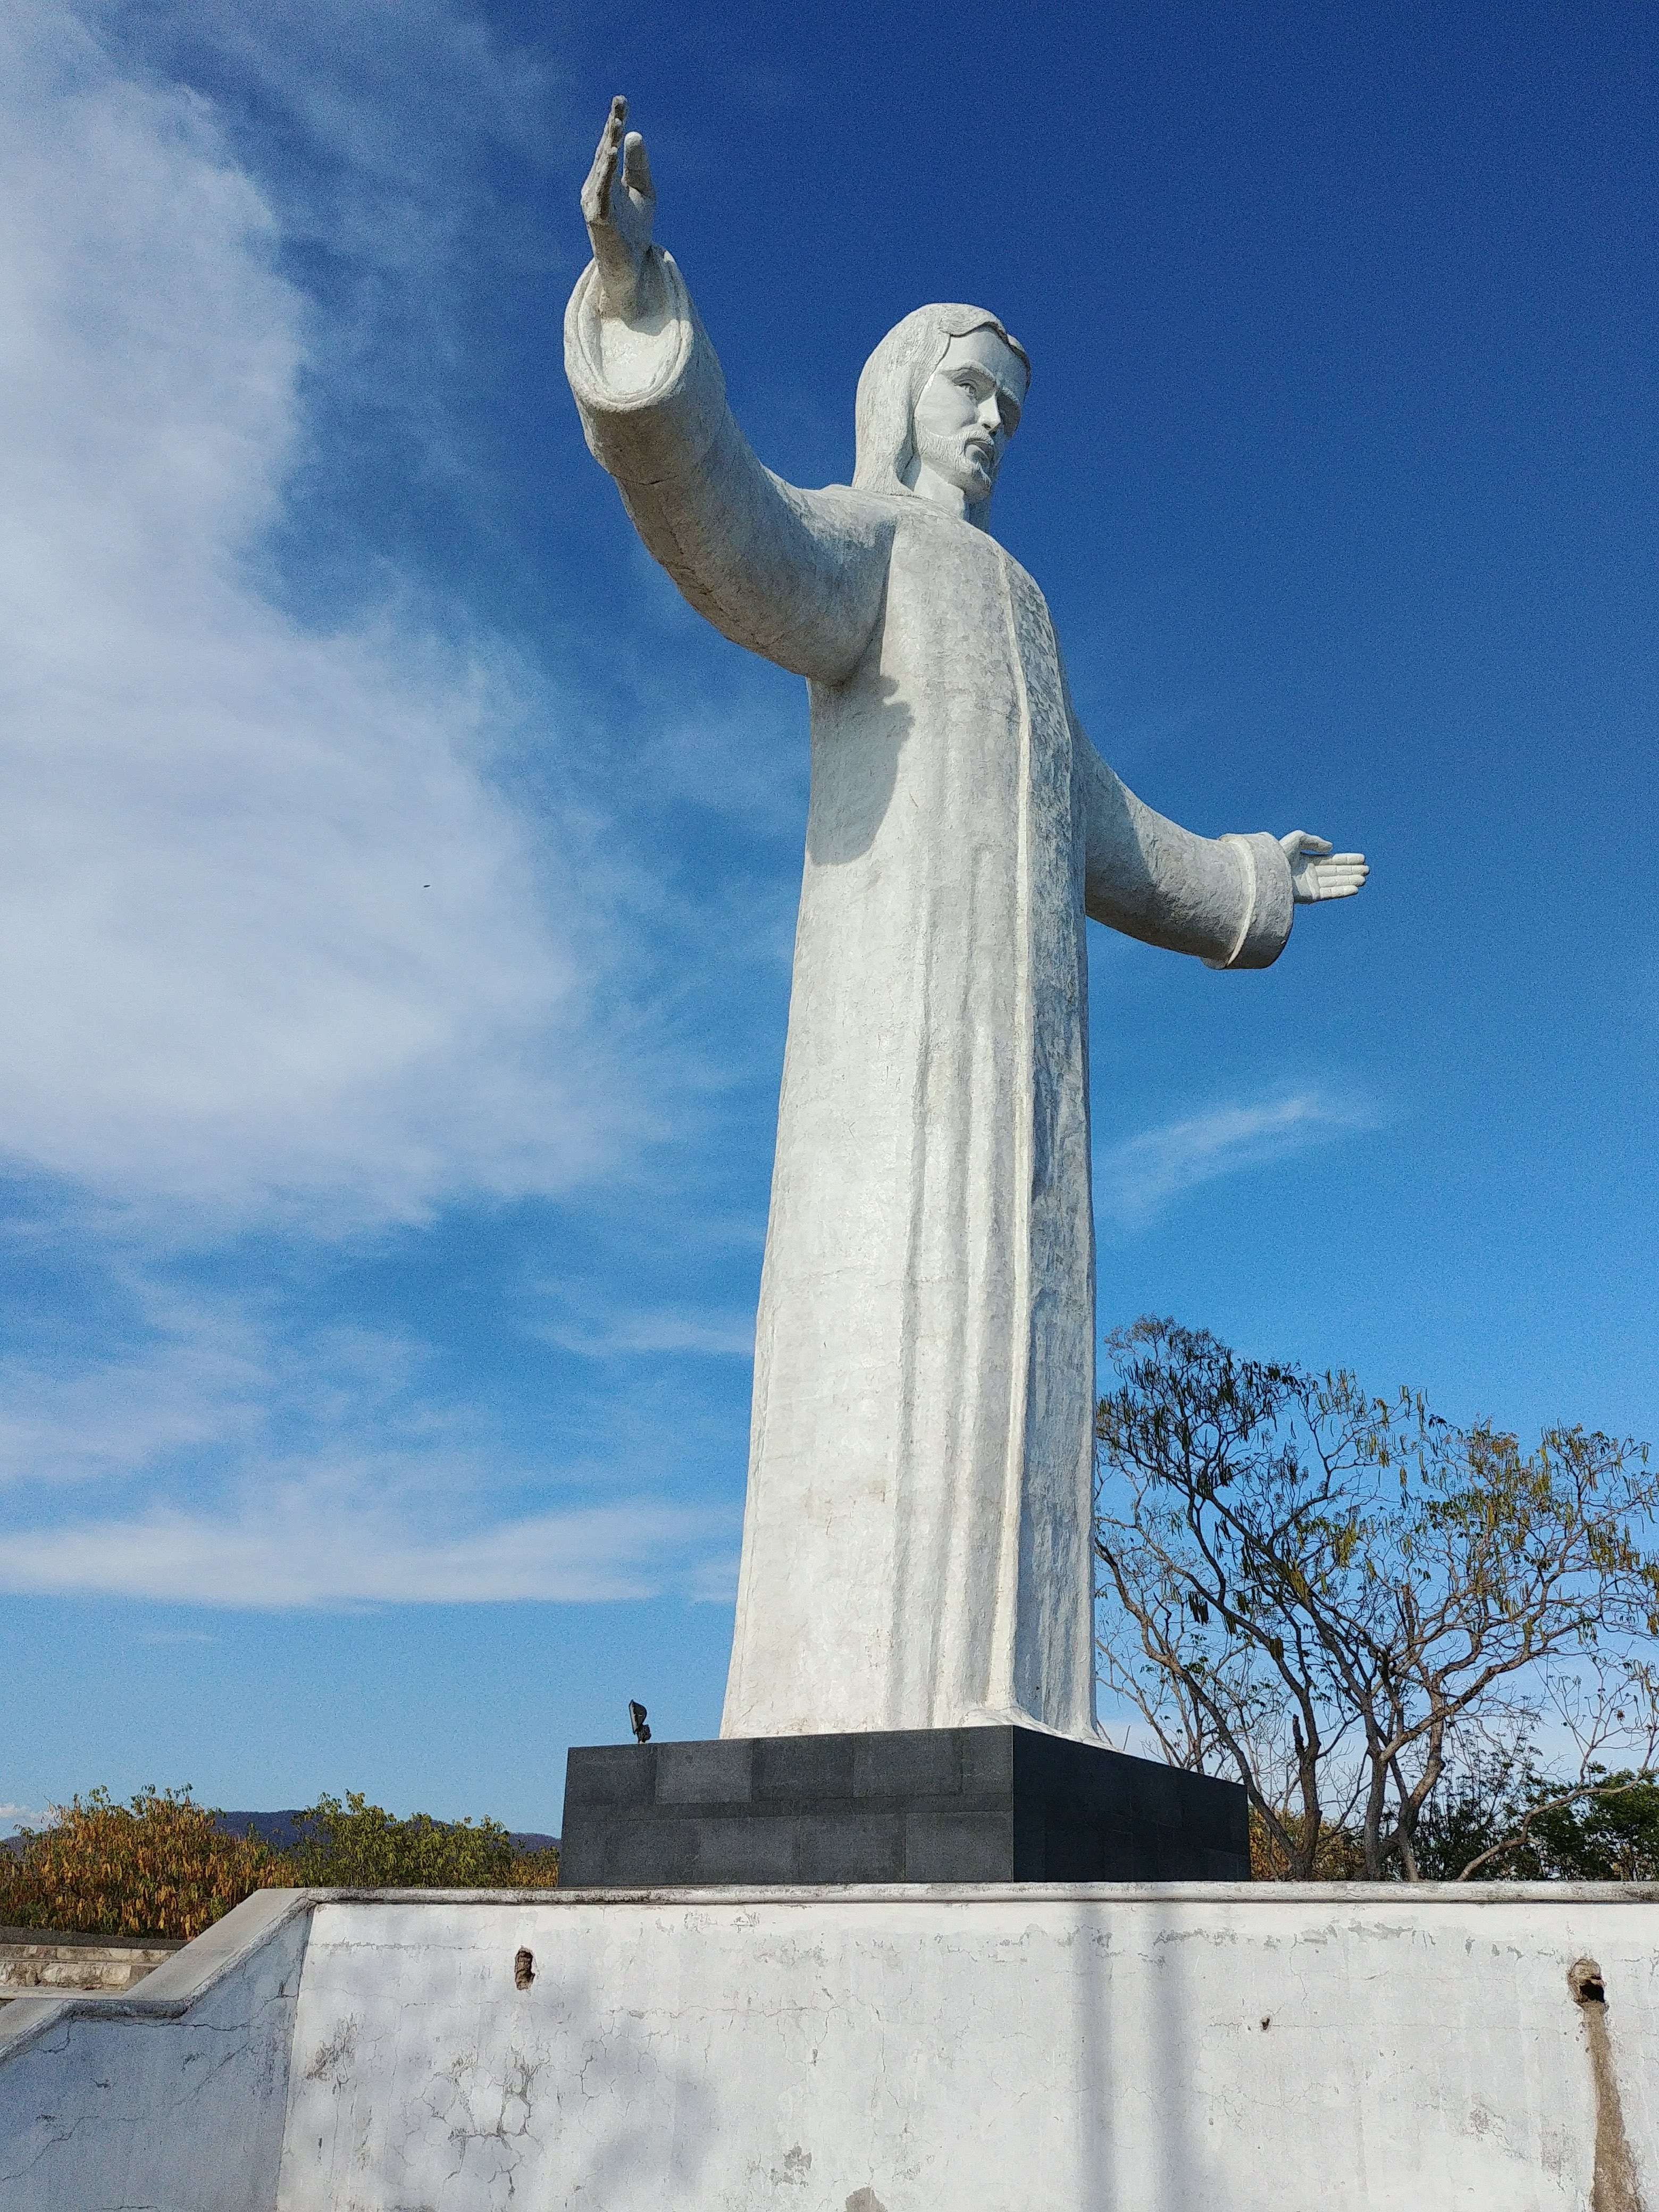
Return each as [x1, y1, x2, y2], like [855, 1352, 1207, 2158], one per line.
[1203, 832, 1294, 970]
[563, 252, 727, 486]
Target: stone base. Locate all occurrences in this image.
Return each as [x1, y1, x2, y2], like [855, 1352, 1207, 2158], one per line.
[557, 1725, 1249, 1885]
[0, 1927, 182, 2008]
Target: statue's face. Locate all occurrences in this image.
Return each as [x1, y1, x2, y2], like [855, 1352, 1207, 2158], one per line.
[910, 327, 1027, 505]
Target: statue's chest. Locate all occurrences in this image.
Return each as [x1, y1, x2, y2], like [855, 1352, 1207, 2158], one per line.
[861, 514, 1071, 799]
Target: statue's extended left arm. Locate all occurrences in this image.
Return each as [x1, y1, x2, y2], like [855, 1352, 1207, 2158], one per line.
[1073, 718, 1367, 969]
[566, 99, 891, 684]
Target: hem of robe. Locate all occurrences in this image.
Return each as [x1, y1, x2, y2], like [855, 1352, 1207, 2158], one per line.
[717, 1704, 1111, 1748]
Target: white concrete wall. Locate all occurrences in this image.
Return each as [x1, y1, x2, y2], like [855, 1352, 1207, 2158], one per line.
[3, 1883, 1657, 2210]
[281, 1886, 1659, 2211]
[0, 1889, 309, 2212]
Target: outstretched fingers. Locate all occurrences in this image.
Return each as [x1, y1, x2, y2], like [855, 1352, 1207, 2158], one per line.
[1309, 854, 1369, 900]
[581, 95, 628, 224]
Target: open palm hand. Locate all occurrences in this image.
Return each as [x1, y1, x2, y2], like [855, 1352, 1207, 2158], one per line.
[1279, 831, 1369, 903]
[581, 96, 659, 322]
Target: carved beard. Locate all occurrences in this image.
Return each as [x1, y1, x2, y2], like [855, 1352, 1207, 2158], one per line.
[912, 424, 994, 501]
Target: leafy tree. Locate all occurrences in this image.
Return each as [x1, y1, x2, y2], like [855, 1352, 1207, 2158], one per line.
[1094, 1318, 1659, 1880]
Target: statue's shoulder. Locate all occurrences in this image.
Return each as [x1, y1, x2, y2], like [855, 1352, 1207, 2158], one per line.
[772, 479, 904, 560]
[806, 482, 897, 526]
[815, 485, 948, 527]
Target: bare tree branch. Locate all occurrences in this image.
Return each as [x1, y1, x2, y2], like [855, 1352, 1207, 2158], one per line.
[1095, 1318, 1659, 1880]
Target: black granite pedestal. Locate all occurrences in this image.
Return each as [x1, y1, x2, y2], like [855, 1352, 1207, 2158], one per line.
[558, 1726, 1248, 1886]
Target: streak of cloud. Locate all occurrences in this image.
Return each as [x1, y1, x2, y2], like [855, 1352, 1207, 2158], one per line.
[537, 1306, 758, 1359]
[0, 1254, 742, 1606]
[1096, 1090, 1376, 1227]
[0, 1496, 734, 1606]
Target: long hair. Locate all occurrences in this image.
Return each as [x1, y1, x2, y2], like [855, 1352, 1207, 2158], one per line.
[852, 304, 1030, 532]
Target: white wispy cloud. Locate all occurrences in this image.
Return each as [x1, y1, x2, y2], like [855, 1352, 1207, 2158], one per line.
[1096, 1090, 1375, 1226]
[0, 1280, 269, 1493]
[0, 1495, 730, 1606]
[0, 2, 632, 1229]
[0, 1267, 740, 1603]
[127, 0, 565, 281]
[537, 1306, 757, 1359]
[114, 0, 577, 508]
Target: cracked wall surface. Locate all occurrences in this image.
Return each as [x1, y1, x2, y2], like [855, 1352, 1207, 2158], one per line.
[278, 1888, 1658, 2212]
[0, 1897, 309, 2212]
[3, 1885, 1657, 2211]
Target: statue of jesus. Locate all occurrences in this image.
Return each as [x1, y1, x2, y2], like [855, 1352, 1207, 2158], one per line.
[567, 100, 1368, 1746]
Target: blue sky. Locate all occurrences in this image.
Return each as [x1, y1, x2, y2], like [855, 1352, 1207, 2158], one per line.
[2, 0, 1655, 1833]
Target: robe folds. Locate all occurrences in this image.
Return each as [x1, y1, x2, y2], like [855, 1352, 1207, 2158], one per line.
[566, 255, 1294, 1742]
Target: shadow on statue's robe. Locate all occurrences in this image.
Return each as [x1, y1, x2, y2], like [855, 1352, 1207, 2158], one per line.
[805, 672, 912, 868]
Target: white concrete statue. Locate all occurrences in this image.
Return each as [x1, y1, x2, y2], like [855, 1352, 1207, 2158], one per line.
[567, 100, 1368, 1745]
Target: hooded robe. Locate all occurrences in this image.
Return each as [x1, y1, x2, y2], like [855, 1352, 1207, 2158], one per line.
[566, 254, 1294, 1742]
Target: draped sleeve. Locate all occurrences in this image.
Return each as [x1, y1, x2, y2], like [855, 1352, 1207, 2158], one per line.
[565, 254, 893, 685]
[1071, 717, 1294, 970]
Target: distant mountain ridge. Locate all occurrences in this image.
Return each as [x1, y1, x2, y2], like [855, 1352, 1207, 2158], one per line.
[213, 1812, 559, 1854]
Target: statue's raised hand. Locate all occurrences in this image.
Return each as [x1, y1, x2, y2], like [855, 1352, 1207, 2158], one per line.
[1279, 831, 1369, 903]
[582, 97, 659, 323]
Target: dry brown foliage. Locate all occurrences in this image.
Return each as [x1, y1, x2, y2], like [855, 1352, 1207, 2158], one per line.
[0, 1788, 292, 1941]
[0, 1787, 564, 1942]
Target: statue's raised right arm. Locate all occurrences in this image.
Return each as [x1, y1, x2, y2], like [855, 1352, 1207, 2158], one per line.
[566, 98, 891, 684]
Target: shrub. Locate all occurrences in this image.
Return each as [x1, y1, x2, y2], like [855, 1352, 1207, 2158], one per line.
[0, 1787, 291, 1941]
[0, 1786, 560, 1941]
[1412, 1764, 1659, 1881]
[1247, 1805, 1364, 1882]
[502, 1845, 563, 1887]
[285, 1793, 559, 1889]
